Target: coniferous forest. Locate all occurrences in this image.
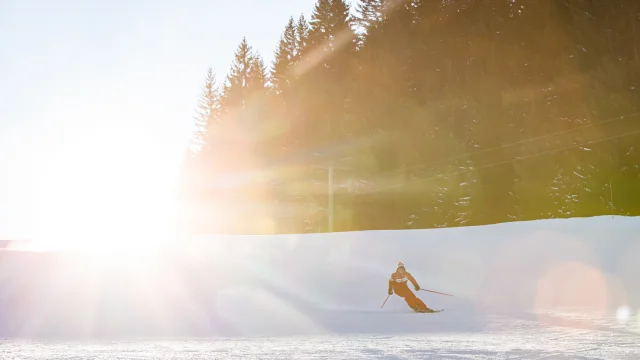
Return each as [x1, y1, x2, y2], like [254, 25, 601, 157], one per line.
[179, 0, 640, 235]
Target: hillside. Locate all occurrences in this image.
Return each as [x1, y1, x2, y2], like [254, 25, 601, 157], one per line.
[0, 216, 638, 339]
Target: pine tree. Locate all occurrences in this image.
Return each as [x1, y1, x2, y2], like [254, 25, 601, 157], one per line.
[248, 51, 267, 93]
[190, 67, 218, 154]
[271, 17, 298, 94]
[308, 0, 332, 44]
[221, 38, 268, 110]
[295, 14, 310, 60]
[178, 0, 640, 235]
[302, 0, 355, 133]
[307, 0, 353, 53]
[222, 37, 253, 111]
[355, 0, 390, 36]
[246, 51, 269, 145]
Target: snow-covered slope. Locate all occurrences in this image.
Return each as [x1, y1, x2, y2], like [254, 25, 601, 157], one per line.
[0, 216, 639, 339]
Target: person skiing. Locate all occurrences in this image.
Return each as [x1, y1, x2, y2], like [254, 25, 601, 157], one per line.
[388, 261, 433, 312]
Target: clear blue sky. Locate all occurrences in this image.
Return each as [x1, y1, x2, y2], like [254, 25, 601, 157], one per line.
[0, 0, 319, 240]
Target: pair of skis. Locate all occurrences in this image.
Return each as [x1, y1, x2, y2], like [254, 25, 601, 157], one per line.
[414, 308, 444, 314]
[381, 288, 451, 313]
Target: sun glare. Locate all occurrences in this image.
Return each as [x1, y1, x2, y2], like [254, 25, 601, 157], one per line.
[20, 123, 183, 260]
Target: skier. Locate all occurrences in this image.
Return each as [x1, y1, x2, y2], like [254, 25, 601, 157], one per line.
[388, 261, 433, 312]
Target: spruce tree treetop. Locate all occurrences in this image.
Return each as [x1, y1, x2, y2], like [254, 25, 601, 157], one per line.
[308, 0, 353, 51]
[222, 37, 253, 110]
[296, 14, 310, 50]
[271, 17, 298, 94]
[294, 14, 311, 65]
[191, 67, 218, 154]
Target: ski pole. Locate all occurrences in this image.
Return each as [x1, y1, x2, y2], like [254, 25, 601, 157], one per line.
[420, 289, 453, 297]
[380, 294, 391, 308]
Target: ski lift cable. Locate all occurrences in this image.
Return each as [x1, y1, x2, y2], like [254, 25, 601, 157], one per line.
[365, 111, 640, 182]
[342, 129, 640, 197]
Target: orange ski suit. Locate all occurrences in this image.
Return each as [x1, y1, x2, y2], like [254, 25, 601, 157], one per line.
[388, 270, 429, 312]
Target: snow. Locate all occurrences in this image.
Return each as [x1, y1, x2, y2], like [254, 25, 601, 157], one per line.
[1, 215, 640, 358]
[2, 322, 639, 359]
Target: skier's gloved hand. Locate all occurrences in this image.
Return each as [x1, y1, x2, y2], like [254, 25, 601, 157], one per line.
[415, 285, 420, 291]
[388, 289, 393, 295]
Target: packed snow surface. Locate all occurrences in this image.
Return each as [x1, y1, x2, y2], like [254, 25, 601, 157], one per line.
[2, 310, 640, 359]
[0, 216, 639, 358]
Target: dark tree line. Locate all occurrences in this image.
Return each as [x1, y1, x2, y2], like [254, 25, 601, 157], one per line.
[179, 0, 640, 234]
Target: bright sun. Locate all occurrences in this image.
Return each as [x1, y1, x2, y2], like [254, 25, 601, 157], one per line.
[18, 123, 183, 258]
